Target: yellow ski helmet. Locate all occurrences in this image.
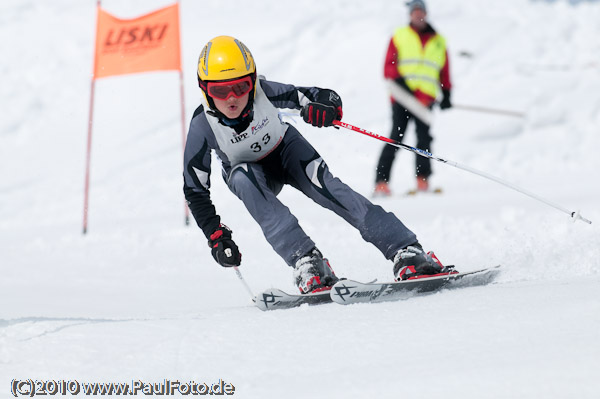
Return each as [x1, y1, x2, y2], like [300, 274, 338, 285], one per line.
[197, 35, 256, 82]
[197, 36, 257, 116]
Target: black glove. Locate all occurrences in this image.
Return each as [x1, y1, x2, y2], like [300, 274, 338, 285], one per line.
[301, 102, 341, 127]
[208, 224, 241, 267]
[440, 89, 452, 110]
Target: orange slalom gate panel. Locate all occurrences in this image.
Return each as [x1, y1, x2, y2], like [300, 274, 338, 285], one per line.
[93, 3, 181, 79]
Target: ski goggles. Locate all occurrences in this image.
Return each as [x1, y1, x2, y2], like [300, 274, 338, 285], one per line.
[206, 76, 253, 100]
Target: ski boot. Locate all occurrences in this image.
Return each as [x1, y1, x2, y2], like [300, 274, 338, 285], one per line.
[373, 181, 392, 197]
[416, 175, 429, 192]
[407, 176, 437, 196]
[393, 242, 457, 281]
[293, 247, 339, 294]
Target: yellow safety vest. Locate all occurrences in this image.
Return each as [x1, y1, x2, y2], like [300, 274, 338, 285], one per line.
[393, 26, 447, 98]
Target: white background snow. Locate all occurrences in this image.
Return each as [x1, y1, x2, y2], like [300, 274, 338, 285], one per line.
[1, 0, 599, 397]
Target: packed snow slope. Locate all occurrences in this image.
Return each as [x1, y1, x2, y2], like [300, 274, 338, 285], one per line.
[1, 0, 599, 398]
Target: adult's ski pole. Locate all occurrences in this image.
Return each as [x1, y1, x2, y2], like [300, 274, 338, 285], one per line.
[453, 104, 525, 119]
[332, 120, 592, 225]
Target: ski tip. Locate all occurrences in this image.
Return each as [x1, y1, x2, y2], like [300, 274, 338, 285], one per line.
[254, 287, 333, 311]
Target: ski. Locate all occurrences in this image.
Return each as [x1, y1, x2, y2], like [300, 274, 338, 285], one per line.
[330, 265, 501, 305]
[255, 288, 332, 311]
[406, 187, 443, 196]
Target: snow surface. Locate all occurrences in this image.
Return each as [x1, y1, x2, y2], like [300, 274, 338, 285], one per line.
[1, 0, 600, 397]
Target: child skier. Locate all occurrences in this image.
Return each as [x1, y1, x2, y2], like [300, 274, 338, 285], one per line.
[183, 35, 448, 294]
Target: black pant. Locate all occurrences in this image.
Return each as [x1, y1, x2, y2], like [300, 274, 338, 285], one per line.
[375, 101, 433, 183]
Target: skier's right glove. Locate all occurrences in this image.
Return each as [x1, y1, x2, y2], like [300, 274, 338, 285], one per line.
[208, 224, 241, 267]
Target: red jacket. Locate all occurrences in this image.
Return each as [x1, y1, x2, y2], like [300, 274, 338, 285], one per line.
[384, 24, 452, 107]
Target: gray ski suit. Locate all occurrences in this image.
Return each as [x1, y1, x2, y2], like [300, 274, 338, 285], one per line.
[183, 78, 417, 266]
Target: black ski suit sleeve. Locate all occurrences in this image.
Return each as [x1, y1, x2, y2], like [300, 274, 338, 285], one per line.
[183, 105, 221, 239]
[259, 78, 343, 114]
[183, 183, 220, 239]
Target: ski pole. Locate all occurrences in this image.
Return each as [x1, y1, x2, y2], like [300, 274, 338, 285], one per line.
[453, 104, 526, 119]
[332, 120, 592, 225]
[233, 266, 256, 302]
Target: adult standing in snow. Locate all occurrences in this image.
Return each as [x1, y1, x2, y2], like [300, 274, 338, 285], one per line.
[183, 36, 451, 294]
[374, 0, 452, 196]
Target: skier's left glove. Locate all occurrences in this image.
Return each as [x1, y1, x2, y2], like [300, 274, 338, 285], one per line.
[208, 224, 241, 267]
[301, 102, 343, 127]
[301, 90, 343, 128]
[439, 89, 452, 110]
